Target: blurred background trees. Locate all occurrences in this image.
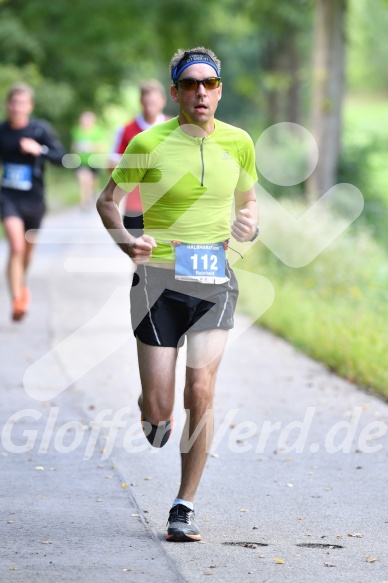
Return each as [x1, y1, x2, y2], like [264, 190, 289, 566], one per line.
[1, 0, 387, 237]
[1, 0, 314, 135]
[2, 0, 386, 190]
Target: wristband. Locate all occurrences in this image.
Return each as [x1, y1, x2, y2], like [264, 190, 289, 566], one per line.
[249, 225, 260, 242]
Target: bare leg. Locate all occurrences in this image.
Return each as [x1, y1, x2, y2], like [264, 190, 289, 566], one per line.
[136, 339, 178, 424]
[177, 329, 228, 503]
[24, 234, 37, 273]
[77, 167, 94, 206]
[3, 216, 27, 299]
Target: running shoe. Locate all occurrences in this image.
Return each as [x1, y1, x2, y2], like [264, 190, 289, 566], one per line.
[166, 504, 201, 542]
[21, 286, 31, 308]
[141, 415, 174, 448]
[12, 287, 30, 321]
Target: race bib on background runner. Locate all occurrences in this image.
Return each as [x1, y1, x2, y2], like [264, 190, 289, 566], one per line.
[175, 243, 229, 284]
[2, 163, 33, 190]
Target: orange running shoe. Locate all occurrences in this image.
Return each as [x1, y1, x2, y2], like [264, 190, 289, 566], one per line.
[12, 286, 30, 321]
[21, 286, 31, 308]
[12, 296, 27, 321]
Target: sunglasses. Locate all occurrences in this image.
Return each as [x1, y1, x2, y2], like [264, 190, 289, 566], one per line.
[175, 77, 221, 91]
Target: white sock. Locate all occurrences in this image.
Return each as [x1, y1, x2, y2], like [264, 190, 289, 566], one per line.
[172, 498, 194, 511]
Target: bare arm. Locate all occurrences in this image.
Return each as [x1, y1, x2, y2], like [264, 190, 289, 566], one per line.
[231, 186, 259, 242]
[96, 177, 156, 263]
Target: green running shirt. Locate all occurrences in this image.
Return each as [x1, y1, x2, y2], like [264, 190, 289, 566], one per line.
[112, 117, 257, 263]
[71, 125, 105, 167]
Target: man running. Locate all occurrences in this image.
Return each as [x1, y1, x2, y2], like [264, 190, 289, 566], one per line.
[0, 83, 64, 321]
[97, 47, 259, 542]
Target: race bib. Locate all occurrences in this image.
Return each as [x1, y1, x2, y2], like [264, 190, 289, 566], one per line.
[2, 163, 33, 191]
[175, 243, 229, 284]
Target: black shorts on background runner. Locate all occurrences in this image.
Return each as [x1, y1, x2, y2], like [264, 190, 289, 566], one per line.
[130, 263, 238, 347]
[0, 196, 45, 231]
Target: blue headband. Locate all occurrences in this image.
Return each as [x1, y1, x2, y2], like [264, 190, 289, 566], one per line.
[172, 52, 220, 83]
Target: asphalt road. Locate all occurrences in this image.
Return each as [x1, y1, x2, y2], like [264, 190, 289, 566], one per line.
[0, 207, 387, 583]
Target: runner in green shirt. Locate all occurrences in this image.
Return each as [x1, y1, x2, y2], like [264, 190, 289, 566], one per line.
[72, 111, 105, 209]
[97, 46, 259, 542]
[112, 116, 256, 265]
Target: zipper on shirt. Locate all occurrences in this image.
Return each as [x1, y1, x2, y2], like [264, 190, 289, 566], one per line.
[199, 138, 205, 186]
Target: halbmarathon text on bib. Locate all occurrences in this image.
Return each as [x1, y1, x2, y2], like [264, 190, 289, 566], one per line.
[175, 243, 229, 284]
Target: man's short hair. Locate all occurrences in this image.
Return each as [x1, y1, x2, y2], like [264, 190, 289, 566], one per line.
[6, 83, 35, 102]
[140, 80, 166, 98]
[169, 47, 221, 80]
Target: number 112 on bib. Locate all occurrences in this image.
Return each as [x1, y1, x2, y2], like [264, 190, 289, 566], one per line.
[175, 243, 229, 284]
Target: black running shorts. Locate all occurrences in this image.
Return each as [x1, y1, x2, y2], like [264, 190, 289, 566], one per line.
[0, 196, 45, 231]
[130, 263, 239, 347]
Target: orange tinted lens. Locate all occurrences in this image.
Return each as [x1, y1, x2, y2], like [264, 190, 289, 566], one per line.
[203, 78, 220, 89]
[178, 79, 198, 90]
[178, 78, 221, 91]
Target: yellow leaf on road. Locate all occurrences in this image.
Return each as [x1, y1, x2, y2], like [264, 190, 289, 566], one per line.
[274, 557, 285, 564]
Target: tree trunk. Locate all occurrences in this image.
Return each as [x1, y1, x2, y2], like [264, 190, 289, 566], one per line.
[264, 34, 300, 125]
[307, 0, 346, 198]
[286, 40, 300, 124]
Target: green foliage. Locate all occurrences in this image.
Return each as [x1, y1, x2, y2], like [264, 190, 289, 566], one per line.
[0, 0, 315, 141]
[339, 97, 388, 243]
[347, 0, 388, 92]
[0, 10, 43, 65]
[237, 201, 388, 398]
[337, 139, 388, 242]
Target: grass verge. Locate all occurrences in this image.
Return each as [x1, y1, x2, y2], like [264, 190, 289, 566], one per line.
[236, 209, 388, 400]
